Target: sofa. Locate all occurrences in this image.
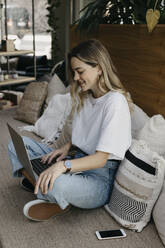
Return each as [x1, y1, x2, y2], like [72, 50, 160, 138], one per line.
[0, 68, 165, 248]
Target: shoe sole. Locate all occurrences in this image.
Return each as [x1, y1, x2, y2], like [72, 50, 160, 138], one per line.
[23, 199, 71, 221]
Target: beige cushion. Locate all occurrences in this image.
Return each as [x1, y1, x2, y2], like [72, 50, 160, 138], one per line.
[25, 93, 72, 144]
[45, 73, 66, 106]
[153, 180, 165, 246]
[136, 114, 165, 156]
[105, 139, 165, 232]
[131, 104, 150, 138]
[15, 82, 48, 124]
[51, 112, 72, 149]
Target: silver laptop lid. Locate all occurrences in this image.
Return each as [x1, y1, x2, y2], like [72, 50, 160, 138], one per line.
[7, 123, 36, 181]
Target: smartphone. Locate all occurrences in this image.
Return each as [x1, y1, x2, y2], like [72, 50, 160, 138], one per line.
[95, 229, 126, 240]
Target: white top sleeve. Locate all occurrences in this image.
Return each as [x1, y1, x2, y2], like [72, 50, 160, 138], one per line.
[96, 93, 131, 159]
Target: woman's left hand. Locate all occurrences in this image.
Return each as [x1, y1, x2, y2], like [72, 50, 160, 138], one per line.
[34, 161, 66, 195]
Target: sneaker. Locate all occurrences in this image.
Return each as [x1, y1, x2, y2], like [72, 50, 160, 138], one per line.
[20, 178, 34, 193]
[23, 199, 71, 221]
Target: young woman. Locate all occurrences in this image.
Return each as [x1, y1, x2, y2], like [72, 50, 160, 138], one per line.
[8, 39, 132, 221]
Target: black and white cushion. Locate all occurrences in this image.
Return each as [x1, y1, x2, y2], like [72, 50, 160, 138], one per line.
[105, 139, 165, 232]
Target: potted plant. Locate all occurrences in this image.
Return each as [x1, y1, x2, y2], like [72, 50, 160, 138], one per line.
[75, 0, 165, 33]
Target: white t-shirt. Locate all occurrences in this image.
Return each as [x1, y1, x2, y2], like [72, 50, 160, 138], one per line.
[72, 91, 132, 160]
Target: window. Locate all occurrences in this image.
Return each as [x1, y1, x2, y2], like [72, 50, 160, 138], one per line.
[70, 0, 93, 23]
[1, 0, 51, 59]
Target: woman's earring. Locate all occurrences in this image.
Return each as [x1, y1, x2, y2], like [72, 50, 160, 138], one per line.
[98, 69, 102, 76]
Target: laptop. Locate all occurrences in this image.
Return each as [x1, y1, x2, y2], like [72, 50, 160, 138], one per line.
[7, 123, 56, 182]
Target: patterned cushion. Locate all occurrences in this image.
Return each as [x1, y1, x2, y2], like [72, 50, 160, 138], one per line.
[15, 82, 48, 124]
[105, 139, 165, 232]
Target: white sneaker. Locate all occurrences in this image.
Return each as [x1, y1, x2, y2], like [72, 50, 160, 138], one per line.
[20, 178, 34, 192]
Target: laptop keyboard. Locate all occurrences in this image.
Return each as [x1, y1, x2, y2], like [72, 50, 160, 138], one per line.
[30, 152, 76, 176]
[31, 157, 56, 176]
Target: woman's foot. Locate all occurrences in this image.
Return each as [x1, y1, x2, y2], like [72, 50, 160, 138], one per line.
[23, 199, 71, 221]
[20, 178, 34, 193]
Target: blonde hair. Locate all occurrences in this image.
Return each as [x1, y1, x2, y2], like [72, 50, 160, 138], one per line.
[68, 39, 133, 113]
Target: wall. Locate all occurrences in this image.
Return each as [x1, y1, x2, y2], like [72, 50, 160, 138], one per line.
[55, 0, 70, 63]
[70, 24, 165, 117]
[56, 0, 93, 62]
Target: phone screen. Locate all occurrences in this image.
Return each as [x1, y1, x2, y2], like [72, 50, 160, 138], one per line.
[99, 229, 124, 238]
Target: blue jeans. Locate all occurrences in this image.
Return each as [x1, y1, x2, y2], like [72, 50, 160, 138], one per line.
[8, 137, 120, 210]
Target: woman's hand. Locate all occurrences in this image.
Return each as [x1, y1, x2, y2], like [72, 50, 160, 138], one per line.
[41, 142, 71, 164]
[34, 161, 66, 195]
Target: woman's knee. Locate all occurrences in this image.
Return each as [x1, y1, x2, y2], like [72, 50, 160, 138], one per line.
[8, 136, 32, 151]
[22, 136, 35, 146]
[49, 174, 70, 196]
[8, 140, 15, 153]
[45, 174, 77, 204]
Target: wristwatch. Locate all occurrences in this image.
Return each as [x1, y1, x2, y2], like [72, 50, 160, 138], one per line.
[63, 160, 72, 173]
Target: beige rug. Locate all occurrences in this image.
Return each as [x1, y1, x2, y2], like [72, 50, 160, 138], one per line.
[0, 107, 163, 248]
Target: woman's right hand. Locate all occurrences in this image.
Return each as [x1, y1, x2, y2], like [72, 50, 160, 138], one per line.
[41, 142, 71, 164]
